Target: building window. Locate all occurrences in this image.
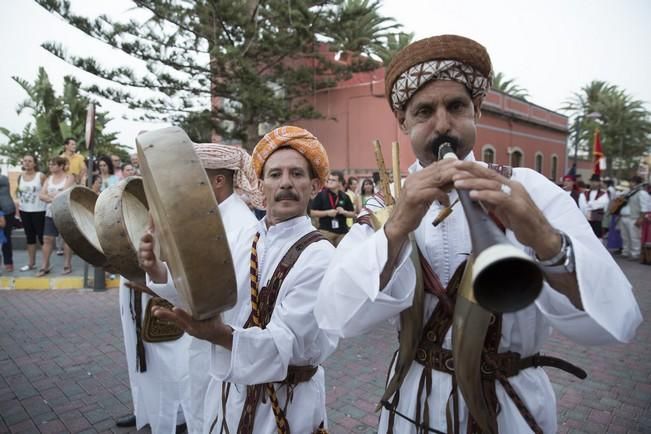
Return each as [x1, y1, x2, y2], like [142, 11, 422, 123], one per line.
[535, 153, 543, 173]
[510, 150, 523, 167]
[551, 155, 558, 181]
[483, 148, 495, 164]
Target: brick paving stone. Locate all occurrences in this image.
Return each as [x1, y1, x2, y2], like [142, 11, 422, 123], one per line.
[8, 418, 39, 434]
[0, 257, 649, 433]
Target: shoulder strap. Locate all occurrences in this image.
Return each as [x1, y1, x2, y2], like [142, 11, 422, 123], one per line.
[245, 230, 326, 329]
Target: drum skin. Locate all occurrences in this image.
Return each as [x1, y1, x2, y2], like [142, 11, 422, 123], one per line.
[51, 186, 112, 270]
[136, 127, 237, 320]
[94, 177, 149, 284]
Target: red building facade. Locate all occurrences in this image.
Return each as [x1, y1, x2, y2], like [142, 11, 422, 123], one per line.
[295, 69, 569, 181]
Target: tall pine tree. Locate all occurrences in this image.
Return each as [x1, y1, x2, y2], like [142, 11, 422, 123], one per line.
[36, 0, 402, 149]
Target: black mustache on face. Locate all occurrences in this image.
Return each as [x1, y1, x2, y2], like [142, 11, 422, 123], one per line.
[275, 191, 299, 201]
[429, 134, 461, 160]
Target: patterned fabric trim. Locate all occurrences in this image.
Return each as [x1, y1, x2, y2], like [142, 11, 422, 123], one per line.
[391, 59, 490, 111]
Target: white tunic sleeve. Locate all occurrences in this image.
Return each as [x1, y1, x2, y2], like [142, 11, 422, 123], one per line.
[518, 170, 642, 345]
[314, 221, 415, 339]
[211, 241, 338, 385]
[145, 263, 185, 308]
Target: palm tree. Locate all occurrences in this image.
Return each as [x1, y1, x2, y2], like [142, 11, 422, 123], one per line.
[330, 0, 402, 61]
[374, 31, 414, 65]
[0, 67, 124, 167]
[491, 72, 529, 101]
[562, 80, 651, 178]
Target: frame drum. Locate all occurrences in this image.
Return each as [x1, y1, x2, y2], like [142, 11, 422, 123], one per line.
[136, 127, 237, 320]
[94, 177, 149, 284]
[51, 186, 111, 270]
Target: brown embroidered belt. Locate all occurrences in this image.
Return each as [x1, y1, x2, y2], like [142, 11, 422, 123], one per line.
[414, 346, 586, 379]
[282, 364, 318, 385]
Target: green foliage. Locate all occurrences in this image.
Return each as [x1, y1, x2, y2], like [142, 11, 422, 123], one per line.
[491, 72, 529, 101]
[374, 31, 414, 66]
[329, 0, 401, 55]
[35, 0, 402, 149]
[562, 80, 651, 178]
[0, 67, 126, 171]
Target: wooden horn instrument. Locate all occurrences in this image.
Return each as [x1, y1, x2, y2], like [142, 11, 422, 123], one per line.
[439, 143, 543, 313]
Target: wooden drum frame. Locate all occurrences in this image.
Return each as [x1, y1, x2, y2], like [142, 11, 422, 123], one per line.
[136, 127, 237, 320]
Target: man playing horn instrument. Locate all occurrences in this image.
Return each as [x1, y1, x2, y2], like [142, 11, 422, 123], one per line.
[314, 35, 641, 434]
[141, 126, 336, 434]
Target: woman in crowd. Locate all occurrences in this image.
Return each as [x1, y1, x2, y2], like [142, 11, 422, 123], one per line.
[97, 156, 119, 192]
[357, 177, 376, 208]
[16, 154, 47, 271]
[0, 168, 16, 272]
[121, 163, 137, 178]
[37, 157, 75, 276]
[345, 176, 360, 227]
[90, 175, 102, 194]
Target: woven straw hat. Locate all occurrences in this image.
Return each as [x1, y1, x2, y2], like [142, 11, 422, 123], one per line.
[384, 34, 493, 109]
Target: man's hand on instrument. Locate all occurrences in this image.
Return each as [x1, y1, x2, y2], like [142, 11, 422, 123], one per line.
[125, 280, 158, 297]
[452, 161, 561, 260]
[385, 159, 460, 242]
[152, 305, 233, 350]
[138, 214, 168, 283]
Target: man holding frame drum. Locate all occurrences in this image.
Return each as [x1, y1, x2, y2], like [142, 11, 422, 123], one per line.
[141, 126, 337, 434]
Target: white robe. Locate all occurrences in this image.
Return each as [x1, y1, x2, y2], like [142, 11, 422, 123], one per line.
[150, 215, 337, 434]
[185, 193, 258, 434]
[315, 153, 642, 434]
[582, 189, 609, 220]
[119, 277, 192, 433]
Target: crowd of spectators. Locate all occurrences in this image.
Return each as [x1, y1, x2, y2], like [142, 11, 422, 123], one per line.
[6, 137, 142, 275]
[560, 172, 651, 262]
[3, 135, 650, 274]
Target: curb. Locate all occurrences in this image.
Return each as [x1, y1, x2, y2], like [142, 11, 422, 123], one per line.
[0, 276, 120, 290]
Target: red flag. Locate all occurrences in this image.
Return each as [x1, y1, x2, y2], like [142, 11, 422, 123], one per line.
[593, 128, 604, 175]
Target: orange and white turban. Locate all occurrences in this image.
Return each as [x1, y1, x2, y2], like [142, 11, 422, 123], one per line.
[251, 126, 330, 184]
[192, 143, 264, 209]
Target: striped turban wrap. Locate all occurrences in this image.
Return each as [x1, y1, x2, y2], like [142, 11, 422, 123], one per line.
[192, 143, 264, 209]
[251, 126, 330, 184]
[385, 34, 493, 113]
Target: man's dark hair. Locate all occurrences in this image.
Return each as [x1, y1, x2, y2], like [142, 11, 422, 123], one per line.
[330, 170, 345, 184]
[63, 137, 76, 146]
[372, 171, 380, 185]
[631, 175, 643, 185]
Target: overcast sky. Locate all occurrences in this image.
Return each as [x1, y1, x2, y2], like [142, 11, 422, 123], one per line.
[1, 0, 650, 151]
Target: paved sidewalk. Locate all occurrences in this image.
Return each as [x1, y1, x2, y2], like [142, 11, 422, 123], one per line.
[0, 249, 118, 291]
[0, 257, 649, 433]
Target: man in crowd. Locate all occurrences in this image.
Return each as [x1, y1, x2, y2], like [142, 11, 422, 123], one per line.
[310, 170, 356, 246]
[315, 34, 641, 433]
[124, 140, 262, 433]
[60, 137, 86, 184]
[562, 174, 586, 208]
[618, 175, 651, 261]
[130, 152, 141, 175]
[115, 135, 195, 433]
[143, 126, 336, 434]
[112, 154, 124, 179]
[583, 173, 609, 238]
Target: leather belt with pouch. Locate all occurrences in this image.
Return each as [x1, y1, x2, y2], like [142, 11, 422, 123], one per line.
[142, 297, 184, 343]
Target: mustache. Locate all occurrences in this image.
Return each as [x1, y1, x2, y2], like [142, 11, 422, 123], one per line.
[429, 135, 461, 160]
[275, 191, 299, 201]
